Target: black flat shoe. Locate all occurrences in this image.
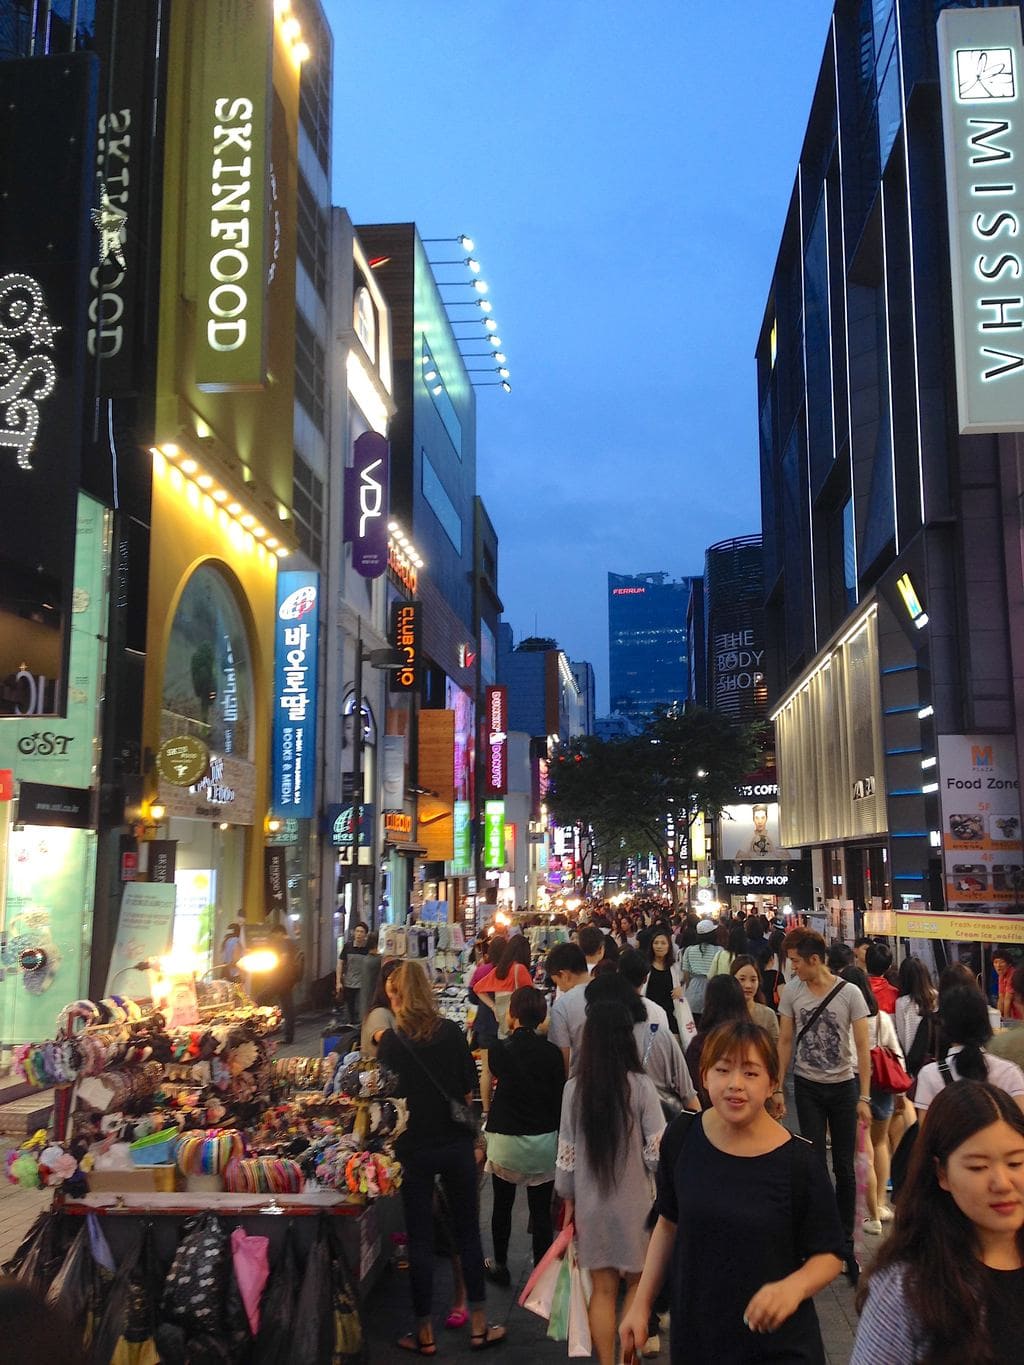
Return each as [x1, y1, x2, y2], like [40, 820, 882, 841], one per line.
[484, 1258, 511, 1286]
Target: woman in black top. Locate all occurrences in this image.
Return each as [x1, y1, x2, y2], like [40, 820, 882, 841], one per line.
[377, 961, 506, 1355]
[484, 986, 565, 1284]
[621, 1019, 843, 1363]
[645, 929, 682, 1033]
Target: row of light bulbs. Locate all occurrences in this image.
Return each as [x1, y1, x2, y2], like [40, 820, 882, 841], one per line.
[274, 0, 311, 64]
[388, 520, 424, 570]
[430, 233, 511, 387]
[151, 443, 290, 558]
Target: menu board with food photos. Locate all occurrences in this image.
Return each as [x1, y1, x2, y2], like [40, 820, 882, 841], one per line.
[938, 735, 1024, 912]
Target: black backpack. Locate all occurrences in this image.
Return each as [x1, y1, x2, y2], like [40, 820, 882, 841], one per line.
[905, 1010, 938, 1077]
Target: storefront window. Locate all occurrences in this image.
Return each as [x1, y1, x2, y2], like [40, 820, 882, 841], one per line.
[162, 565, 253, 758]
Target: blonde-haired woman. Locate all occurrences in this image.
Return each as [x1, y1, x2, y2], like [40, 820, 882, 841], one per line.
[378, 961, 507, 1356]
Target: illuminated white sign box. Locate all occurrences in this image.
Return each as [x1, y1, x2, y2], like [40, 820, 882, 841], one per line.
[939, 7, 1024, 433]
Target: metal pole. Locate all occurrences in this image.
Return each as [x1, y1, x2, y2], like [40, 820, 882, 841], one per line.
[352, 620, 363, 931]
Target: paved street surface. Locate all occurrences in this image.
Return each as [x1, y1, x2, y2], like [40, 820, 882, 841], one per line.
[0, 1016, 861, 1361]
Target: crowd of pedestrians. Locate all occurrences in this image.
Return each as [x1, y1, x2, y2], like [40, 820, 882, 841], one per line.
[337, 901, 1024, 1362]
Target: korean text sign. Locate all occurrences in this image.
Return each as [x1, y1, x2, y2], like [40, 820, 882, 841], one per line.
[271, 572, 320, 818]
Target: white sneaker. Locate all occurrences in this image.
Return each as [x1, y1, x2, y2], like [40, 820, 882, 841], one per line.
[879, 1205, 894, 1223]
[657, 1312, 670, 1332]
[863, 1218, 883, 1235]
[642, 1335, 661, 1358]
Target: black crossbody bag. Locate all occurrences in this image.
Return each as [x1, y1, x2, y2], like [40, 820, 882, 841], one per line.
[394, 1028, 480, 1138]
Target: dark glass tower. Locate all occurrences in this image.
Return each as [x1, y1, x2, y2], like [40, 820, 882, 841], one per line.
[608, 572, 693, 727]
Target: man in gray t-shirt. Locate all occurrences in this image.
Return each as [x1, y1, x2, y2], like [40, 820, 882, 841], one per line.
[774, 928, 871, 1280]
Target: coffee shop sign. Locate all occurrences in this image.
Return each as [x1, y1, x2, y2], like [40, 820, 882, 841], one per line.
[189, 755, 235, 806]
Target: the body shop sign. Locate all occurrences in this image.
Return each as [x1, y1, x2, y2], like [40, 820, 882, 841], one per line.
[271, 572, 320, 818]
[344, 432, 389, 577]
[484, 800, 505, 869]
[938, 6, 1024, 432]
[484, 686, 508, 796]
[194, 0, 273, 391]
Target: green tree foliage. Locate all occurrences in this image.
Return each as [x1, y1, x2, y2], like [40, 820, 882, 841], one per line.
[190, 641, 217, 721]
[547, 708, 763, 903]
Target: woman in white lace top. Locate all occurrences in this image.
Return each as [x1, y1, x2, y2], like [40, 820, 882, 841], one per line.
[555, 996, 664, 1365]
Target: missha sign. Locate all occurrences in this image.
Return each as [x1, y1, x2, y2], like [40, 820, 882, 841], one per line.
[194, 0, 273, 392]
[938, 6, 1024, 433]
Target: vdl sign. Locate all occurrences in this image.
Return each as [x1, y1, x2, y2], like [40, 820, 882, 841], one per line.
[344, 431, 389, 577]
[939, 6, 1024, 432]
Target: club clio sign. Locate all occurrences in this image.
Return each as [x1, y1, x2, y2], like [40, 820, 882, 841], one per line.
[389, 600, 421, 693]
[194, 0, 273, 391]
[484, 685, 508, 797]
[939, 6, 1024, 432]
[344, 431, 389, 577]
[271, 572, 320, 818]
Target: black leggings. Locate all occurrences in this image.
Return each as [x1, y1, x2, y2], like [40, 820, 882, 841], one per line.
[490, 1175, 554, 1266]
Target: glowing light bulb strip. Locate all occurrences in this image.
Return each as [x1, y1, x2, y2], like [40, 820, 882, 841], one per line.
[151, 443, 291, 561]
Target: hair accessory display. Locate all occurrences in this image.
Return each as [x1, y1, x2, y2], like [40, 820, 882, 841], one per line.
[175, 1128, 245, 1176]
[223, 1156, 304, 1194]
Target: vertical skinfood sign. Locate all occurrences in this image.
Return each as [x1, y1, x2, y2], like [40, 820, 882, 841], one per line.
[194, 0, 273, 392]
[271, 572, 320, 819]
[938, 734, 1023, 911]
[938, 6, 1024, 433]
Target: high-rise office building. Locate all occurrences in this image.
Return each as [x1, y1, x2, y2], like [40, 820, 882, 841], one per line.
[608, 572, 694, 727]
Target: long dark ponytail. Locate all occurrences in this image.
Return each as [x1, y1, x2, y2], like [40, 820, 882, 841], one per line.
[575, 998, 643, 1188]
[938, 986, 991, 1081]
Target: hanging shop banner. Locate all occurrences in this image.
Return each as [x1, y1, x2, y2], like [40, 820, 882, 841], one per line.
[104, 881, 177, 999]
[192, 0, 273, 391]
[383, 810, 413, 840]
[0, 57, 98, 718]
[484, 685, 508, 797]
[0, 494, 107, 783]
[344, 432, 389, 577]
[17, 782, 93, 829]
[484, 800, 506, 869]
[328, 803, 375, 848]
[938, 6, 1024, 433]
[938, 734, 1024, 911]
[271, 571, 320, 819]
[264, 846, 287, 917]
[381, 734, 406, 812]
[418, 710, 455, 860]
[452, 799, 472, 875]
[89, 0, 165, 391]
[147, 841, 177, 884]
[389, 600, 421, 693]
[156, 735, 210, 787]
[897, 910, 1024, 946]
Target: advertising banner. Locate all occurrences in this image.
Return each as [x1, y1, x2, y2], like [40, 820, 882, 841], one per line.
[418, 710, 455, 860]
[897, 910, 1024, 946]
[0, 59, 98, 718]
[938, 6, 1024, 433]
[17, 782, 93, 829]
[484, 685, 508, 796]
[264, 846, 287, 917]
[271, 572, 320, 819]
[714, 860, 812, 903]
[148, 841, 177, 884]
[0, 494, 107, 785]
[452, 799, 472, 875]
[328, 804, 374, 848]
[389, 600, 421, 693]
[104, 882, 177, 999]
[484, 800, 506, 869]
[344, 432, 389, 577]
[718, 802, 792, 861]
[938, 734, 1023, 912]
[192, 0, 273, 391]
[381, 734, 405, 812]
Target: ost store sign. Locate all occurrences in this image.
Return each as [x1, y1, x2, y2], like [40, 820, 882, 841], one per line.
[271, 572, 320, 819]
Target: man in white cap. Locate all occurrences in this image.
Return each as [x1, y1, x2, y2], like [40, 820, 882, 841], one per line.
[678, 918, 719, 1025]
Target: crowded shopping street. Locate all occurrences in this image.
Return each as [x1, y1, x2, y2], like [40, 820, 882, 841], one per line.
[5, 0, 1024, 1360]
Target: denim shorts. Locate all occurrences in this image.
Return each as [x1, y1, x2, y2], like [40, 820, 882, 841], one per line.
[869, 1088, 895, 1121]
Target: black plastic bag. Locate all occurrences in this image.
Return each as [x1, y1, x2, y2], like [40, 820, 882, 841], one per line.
[160, 1211, 229, 1338]
[287, 1225, 333, 1365]
[46, 1214, 115, 1349]
[4, 1208, 70, 1294]
[91, 1219, 162, 1365]
[253, 1227, 299, 1365]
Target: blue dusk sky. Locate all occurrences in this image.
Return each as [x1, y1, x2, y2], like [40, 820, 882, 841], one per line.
[325, 1, 836, 711]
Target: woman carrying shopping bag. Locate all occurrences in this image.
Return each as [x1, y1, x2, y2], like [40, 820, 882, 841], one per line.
[555, 995, 664, 1365]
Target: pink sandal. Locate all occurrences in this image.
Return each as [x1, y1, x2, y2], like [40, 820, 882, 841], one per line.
[445, 1308, 469, 1329]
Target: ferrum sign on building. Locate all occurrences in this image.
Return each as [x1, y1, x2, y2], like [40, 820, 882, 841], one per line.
[939, 6, 1024, 433]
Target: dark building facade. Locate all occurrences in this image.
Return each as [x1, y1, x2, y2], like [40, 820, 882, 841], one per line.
[758, 0, 1024, 934]
[704, 536, 767, 727]
[608, 572, 694, 727]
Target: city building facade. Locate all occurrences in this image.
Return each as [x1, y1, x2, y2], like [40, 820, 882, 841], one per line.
[608, 571, 695, 727]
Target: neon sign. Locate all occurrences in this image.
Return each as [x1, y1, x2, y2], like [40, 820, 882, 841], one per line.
[0, 273, 58, 471]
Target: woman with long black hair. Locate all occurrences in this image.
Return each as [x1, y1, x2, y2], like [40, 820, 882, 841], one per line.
[913, 986, 1024, 1117]
[555, 997, 664, 1365]
[853, 1080, 1024, 1364]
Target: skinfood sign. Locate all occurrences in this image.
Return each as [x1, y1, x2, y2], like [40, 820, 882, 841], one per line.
[194, 1, 272, 392]
[939, 6, 1024, 433]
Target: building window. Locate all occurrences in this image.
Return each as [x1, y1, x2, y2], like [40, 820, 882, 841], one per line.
[297, 171, 329, 301]
[293, 454, 323, 563]
[297, 2, 331, 175]
[420, 336, 462, 459]
[421, 450, 462, 553]
[294, 311, 326, 433]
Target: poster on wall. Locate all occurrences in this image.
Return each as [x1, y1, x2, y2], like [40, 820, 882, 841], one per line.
[104, 882, 177, 998]
[938, 734, 1024, 914]
[718, 803, 792, 861]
